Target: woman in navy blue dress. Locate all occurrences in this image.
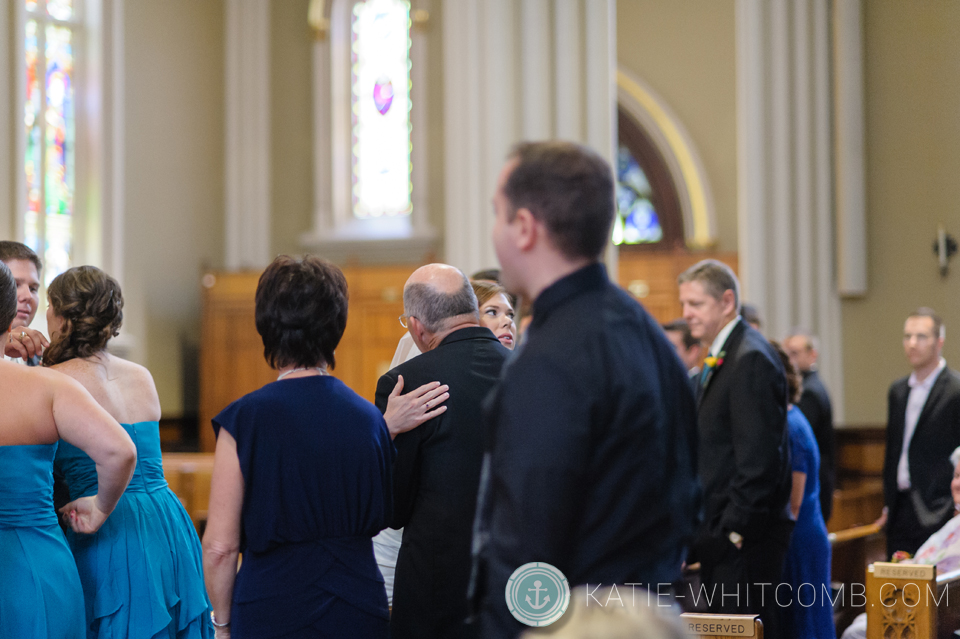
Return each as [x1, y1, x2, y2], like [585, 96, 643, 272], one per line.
[773, 342, 835, 639]
[203, 256, 395, 639]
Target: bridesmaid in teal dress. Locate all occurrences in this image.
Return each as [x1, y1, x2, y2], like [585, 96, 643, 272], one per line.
[0, 260, 138, 638]
[43, 265, 214, 639]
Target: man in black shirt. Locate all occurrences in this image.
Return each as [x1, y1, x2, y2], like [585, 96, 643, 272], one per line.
[473, 141, 700, 639]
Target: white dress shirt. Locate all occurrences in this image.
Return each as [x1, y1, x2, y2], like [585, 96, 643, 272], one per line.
[709, 316, 741, 358]
[897, 357, 947, 491]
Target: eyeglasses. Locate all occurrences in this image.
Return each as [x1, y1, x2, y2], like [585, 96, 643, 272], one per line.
[399, 315, 415, 328]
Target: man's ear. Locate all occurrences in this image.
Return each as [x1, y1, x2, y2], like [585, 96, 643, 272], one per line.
[513, 207, 538, 252]
[722, 289, 737, 317]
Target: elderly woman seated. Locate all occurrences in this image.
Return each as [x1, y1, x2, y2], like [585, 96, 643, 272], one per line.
[841, 445, 960, 639]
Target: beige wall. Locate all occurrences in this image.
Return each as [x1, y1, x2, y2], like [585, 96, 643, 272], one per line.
[125, 0, 225, 416]
[616, 0, 738, 252]
[841, 0, 960, 425]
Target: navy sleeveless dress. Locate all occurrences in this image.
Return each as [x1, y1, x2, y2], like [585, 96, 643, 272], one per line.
[55, 421, 214, 639]
[0, 443, 85, 638]
[213, 375, 395, 639]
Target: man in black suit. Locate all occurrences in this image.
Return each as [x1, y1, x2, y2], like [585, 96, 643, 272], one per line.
[474, 142, 700, 639]
[784, 329, 836, 522]
[678, 259, 793, 639]
[880, 308, 960, 558]
[0, 241, 47, 365]
[375, 263, 509, 639]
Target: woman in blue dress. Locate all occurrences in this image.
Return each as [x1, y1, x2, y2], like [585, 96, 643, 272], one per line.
[773, 341, 835, 639]
[203, 256, 395, 639]
[43, 265, 214, 639]
[0, 261, 138, 638]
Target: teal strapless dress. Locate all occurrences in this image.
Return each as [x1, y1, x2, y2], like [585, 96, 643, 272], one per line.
[0, 443, 85, 638]
[55, 421, 214, 639]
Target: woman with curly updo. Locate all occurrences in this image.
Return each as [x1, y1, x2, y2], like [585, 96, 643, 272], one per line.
[203, 255, 394, 639]
[45, 265, 213, 639]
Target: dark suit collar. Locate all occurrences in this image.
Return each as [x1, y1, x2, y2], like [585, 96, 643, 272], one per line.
[698, 322, 749, 405]
[437, 325, 500, 348]
[914, 366, 951, 430]
[531, 262, 606, 329]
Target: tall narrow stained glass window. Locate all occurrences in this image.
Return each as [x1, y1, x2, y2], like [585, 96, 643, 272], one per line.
[350, 0, 412, 219]
[24, 0, 77, 285]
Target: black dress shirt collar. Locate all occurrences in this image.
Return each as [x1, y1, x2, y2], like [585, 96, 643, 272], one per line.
[531, 262, 607, 329]
[437, 325, 500, 348]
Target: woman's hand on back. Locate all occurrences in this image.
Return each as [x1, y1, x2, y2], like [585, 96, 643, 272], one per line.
[383, 375, 450, 440]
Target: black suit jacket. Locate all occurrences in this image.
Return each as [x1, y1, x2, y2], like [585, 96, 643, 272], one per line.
[375, 326, 508, 639]
[798, 370, 835, 521]
[696, 320, 793, 548]
[883, 367, 960, 528]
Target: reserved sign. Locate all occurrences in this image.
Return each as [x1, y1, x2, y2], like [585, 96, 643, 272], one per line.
[681, 614, 756, 637]
[872, 563, 936, 581]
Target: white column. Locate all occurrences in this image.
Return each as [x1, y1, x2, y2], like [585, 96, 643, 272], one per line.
[814, 0, 844, 419]
[769, 0, 793, 336]
[443, 0, 617, 276]
[100, 0, 125, 282]
[520, 0, 552, 140]
[834, 0, 868, 296]
[0, 1, 12, 238]
[554, 0, 582, 141]
[410, 10, 431, 237]
[792, 0, 814, 330]
[736, 0, 846, 421]
[736, 0, 768, 315]
[224, 0, 271, 270]
[311, 34, 332, 237]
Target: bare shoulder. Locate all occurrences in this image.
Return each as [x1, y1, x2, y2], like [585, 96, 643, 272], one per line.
[110, 356, 161, 418]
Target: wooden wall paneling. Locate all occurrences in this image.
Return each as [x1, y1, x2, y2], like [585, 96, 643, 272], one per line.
[616, 250, 739, 324]
[199, 271, 275, 452]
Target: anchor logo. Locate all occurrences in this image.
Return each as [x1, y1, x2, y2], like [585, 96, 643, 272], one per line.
[505, 562, 570, 627]
[526, 580, 551, 609]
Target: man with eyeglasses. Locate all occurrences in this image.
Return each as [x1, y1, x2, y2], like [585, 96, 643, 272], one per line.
[878, 308, 960, 558]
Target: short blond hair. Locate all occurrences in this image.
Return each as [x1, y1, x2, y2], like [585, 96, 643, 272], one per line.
[677, 259, 740, 312]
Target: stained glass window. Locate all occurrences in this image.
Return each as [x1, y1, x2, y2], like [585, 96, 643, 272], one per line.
[23, 0, 77, 285]
[613, 145, 663, 245]
[350, 0, 412, 219]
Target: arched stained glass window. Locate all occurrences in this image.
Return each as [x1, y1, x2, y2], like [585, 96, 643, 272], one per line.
[351, 0, 412, 219]
[614, 106, 683, 249]
[24, 0, 78, 285]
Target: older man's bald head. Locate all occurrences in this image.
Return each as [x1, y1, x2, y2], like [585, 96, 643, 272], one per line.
[406, 263, 470, 293]
[403, 264, 479, 334]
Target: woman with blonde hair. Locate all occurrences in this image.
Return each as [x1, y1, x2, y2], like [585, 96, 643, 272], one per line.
[471, 279, 517, 349]
[45, 265, 213, 638]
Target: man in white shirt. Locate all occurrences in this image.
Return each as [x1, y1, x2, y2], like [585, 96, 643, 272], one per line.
[880, 308, 960, 557]
[0, 241, 48, 364]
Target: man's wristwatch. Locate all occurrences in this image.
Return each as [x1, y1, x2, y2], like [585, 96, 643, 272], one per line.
[728, 531, 743, 546]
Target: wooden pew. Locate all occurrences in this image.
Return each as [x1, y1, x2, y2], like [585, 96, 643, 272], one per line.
[162, 453, 215, 534]
[681, 613, 762, 639]
[864, 563, 960, 639]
